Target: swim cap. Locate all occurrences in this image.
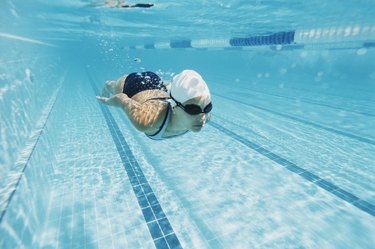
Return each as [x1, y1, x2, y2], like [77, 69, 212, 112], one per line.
[170, 70, 211, 104]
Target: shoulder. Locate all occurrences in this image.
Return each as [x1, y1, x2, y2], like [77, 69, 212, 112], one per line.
[131, 93, 170, 133]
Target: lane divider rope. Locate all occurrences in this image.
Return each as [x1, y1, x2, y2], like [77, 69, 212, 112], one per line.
[126, 24, 375, 50]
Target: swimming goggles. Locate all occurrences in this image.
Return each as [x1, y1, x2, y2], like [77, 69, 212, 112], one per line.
[170, 95, 213, 115]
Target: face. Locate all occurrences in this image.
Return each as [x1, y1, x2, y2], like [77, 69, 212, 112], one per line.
[176, 95, 212, 132]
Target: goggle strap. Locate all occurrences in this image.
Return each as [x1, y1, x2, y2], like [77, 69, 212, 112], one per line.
[170, 93, 212, 114]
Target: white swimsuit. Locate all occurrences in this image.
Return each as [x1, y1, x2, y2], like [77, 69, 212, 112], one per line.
[146, 98, 189, 140]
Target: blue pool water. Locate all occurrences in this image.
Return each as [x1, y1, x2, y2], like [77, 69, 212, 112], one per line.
[1, 0, 375, 248]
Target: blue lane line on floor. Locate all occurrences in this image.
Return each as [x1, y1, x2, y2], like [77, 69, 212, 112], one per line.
[89, 76, 182, 249]
[214, 93, 375, 146]
[209, 121, 375, 217]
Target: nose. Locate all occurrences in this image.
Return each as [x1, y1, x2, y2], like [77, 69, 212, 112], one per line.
[199, 113, 207, 122]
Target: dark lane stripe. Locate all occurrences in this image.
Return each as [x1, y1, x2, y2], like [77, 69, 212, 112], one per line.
[209, 121, 374, 217]
[88, 74, 183, 249]
[214, 93, 375, 146]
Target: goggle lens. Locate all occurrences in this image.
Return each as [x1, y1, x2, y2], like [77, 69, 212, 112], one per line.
[184, 102, 212, 115]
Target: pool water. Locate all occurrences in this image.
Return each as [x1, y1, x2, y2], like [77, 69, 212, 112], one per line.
[1, 0, 375, 248]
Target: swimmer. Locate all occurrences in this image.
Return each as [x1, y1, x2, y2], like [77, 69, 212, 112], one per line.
[96, 70, 213, 140]
[105, 0, 154, 8]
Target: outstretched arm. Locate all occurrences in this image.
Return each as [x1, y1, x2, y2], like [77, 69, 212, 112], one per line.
[96, 93, 124, 107]
[96, 93, 165, 132]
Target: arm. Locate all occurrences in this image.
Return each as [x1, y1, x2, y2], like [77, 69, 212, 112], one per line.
[96, 93, 165, 132]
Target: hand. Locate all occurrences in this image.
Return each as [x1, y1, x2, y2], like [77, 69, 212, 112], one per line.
[96, 93, 130, 107]
[96, 96, 109, 103]
[96, 95, 119, 106]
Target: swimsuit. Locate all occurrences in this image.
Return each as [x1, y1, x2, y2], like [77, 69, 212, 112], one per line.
[145, 98, 189, 140]
[123, 72, 188, 140]
[123, 71, 167, 98]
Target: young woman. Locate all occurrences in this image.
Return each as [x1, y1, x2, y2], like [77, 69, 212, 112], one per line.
[96, 70, 213, 140]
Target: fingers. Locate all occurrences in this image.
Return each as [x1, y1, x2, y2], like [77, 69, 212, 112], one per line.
[96, 96, 108, 104]
[96, 95, 119, 107]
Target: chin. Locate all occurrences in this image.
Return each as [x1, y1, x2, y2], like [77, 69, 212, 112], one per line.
[191, 126, 203, 132]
